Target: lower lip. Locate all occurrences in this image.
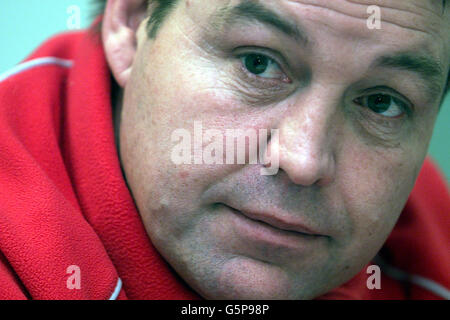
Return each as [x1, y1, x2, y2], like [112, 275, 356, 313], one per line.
[225, 205, 325, 250]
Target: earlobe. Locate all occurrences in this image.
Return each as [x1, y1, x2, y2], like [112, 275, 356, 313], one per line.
[102, 0, 148, 87]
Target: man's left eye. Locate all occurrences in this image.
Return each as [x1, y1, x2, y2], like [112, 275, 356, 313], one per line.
[240, 53, 286, 81]
[354, 93, 409, 118]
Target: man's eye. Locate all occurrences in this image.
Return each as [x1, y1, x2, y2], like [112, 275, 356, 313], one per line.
[354, 93, 409, 118]
[240, 53, 287, 81]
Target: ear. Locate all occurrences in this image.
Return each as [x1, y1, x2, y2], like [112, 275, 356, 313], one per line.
[102, 0, 148, 87]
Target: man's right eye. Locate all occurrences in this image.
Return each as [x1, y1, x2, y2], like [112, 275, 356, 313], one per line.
[353, 93, 411, 119]
[240, 53, 290, 83]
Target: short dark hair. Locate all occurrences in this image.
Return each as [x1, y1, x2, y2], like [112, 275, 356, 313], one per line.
[94, 0, 179, 38]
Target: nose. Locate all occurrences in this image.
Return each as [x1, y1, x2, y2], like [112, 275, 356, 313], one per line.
[266, 96, 337, 187]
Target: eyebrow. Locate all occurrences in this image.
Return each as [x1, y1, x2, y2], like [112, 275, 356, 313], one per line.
[374, 53, 445, 102]
[217, 1, 308, 45]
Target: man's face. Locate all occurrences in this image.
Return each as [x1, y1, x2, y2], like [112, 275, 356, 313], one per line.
[117, 0, 449, 299]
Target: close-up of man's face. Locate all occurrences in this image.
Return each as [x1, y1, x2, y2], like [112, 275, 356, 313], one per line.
[104, 0, 450, 299]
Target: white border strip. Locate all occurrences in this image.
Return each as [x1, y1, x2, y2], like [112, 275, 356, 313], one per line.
[109, 278, 122, 300]
[409, 274, 450, 300]
[374, 255, 450, 299]
[0, 57, 73, 83]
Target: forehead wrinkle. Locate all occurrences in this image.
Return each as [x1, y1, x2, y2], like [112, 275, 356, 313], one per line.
[345, 0, 445, 17]
[286, 0, 442, 35]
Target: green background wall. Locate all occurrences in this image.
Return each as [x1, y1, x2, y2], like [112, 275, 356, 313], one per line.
[1, 0, 448, 182]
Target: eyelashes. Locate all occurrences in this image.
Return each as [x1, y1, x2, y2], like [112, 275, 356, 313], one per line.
[353, 93, 410, 118]
[239, 53, 291, 83]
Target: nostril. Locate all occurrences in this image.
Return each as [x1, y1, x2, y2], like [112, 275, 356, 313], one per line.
[285, 159, 322, 186]
[279, 148, 335, 187]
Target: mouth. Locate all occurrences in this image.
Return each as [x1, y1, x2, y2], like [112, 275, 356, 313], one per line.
[223, 204, 327, 240]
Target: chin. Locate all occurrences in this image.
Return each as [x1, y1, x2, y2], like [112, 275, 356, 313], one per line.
[197, 256, 312, 300]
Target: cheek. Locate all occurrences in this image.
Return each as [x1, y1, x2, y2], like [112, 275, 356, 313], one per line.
[120, 59, 238, 231]
[322, 137, 426, 282]
[337, 141, 423, 253]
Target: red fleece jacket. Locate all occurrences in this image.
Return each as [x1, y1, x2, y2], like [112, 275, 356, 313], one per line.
[0, 29, 448, 300]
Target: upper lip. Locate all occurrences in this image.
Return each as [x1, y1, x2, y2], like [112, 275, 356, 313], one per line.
[226, 205, 326, 237]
